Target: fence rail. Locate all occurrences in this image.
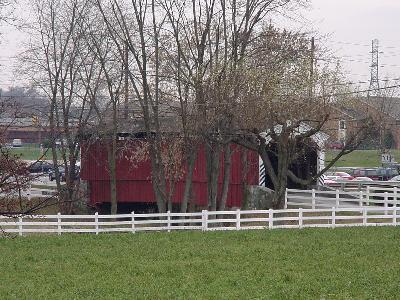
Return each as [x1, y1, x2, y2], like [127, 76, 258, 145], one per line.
[1, 207, 400, 236]
[2, 186, 58, 200]
[286, 187, 400, 210]
[326, 180, 400, 192]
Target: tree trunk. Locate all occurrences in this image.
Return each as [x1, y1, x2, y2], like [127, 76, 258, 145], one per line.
[240, 148, 250, 209]
[149, 143, 167, 213]
[272, 146, 289, 209]
[181, 150, 197, 213]
[65, 153, 77, 214]
[107, 138, 118, 215]
[206, 143, 221, 211]
[273, 175, 288, 209]
[219, 144, 232, 211]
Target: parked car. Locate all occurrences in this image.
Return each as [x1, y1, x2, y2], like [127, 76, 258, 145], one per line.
[325, 175, 342, 181]
[28, 161, 53, 174]
[327, 141, 344, 150]
[389, 175, 400, 181]
[12, 139, 22, 148]
[332, 172, 353, 180]
[323, 176, 338, 185]
[49, 166, 80, 182]
[353, 168, 398, 181]
[352, 176, 373, 181]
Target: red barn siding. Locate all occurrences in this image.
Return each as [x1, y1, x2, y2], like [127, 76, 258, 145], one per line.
[81, 141, 259, 208]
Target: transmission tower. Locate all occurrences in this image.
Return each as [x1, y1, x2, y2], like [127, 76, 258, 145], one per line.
[368, 39, 380, 97]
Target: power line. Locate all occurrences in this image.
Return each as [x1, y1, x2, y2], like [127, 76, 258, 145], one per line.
[328, 83, 400, 97]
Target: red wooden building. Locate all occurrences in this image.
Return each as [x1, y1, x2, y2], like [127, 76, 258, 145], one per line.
[81, 140, 259, 210]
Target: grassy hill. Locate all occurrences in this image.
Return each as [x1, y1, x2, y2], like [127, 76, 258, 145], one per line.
[326, 149, 400, 168]
[1, 227, 400, 299]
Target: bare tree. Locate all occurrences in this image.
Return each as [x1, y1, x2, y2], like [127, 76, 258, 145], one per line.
[23, 0, 96, 213]
[161, 0, 309, 211]
[93, 0, 185, 213]
[224, 27, 373, 208]
[85, 20, 125, 215]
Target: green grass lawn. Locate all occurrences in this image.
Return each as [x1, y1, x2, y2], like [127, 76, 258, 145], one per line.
[327, 149, 400, 168]
[1, 227, 400, 299]
[9, 145, 53, 161]
[9, 145, 78, 161]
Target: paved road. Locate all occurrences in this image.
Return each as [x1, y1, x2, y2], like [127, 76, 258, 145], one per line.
[31, 174, 57, 187]
[287, 191, 360, 208]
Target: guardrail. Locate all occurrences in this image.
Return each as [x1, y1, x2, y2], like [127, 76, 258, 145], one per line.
[286, 187, 400, 210]
[1, 207, 399, 236]
[26, 187, 57, 199]
[3, 185, 58, 200]
[327, 180, 400, 192]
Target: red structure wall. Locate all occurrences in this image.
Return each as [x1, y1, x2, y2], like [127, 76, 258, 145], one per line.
[81, 141, 259, 208]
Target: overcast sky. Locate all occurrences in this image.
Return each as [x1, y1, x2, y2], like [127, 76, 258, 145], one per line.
[0, 0, 400, 90]
[305, 0, 400, 90]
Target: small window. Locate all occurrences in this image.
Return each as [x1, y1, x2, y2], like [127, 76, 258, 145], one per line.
[339, 120, 346, 130]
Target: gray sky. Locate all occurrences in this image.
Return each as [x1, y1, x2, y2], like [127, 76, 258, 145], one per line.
[1, 0, 400, 90]
[305, 0, 400, 90]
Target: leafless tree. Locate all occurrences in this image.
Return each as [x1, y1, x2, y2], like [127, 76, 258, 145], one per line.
[222, 27, 373, 208]
[23, 0, 97, 213]
[160, 0, 309, 211]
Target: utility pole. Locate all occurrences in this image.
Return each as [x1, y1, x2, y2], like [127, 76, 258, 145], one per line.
[124, 41, 129, 119]
[368, 39, 380, 97]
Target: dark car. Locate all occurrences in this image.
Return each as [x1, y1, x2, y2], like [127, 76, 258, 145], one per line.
[49, 166, 80, 181]
[29, 161, 54, 174]
[352, 167, 398, 181]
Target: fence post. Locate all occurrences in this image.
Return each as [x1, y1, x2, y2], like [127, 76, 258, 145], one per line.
[284, 189, 288, 209]
[359, 190, 363, 207]
[366, 186, 370, 206]
[236, 209, 241, 231]
[202, 210, 208, 232]
[312, 189, 316, 209]
[131, 211, 135, 233]
[268, 209, 273, 230]
[394, 187, 398, 207]
[363, 207, 367, 226]
[299, 208, 303, 229]
[95, 212, 99, 235]
[18, 216, 23, 237]
[335, 189, 340, 208]
[167, 211, 171, 233]
[57, 212, 61, 235]
[384, 192, 389, 215]
[393, 206, 397, 226]
[331, 207, 336, 228]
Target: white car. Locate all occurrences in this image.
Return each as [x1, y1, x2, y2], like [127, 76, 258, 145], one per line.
[325, 175, 338, 181]
[352, 177, 373, 181]
[389, 175, 400, 181]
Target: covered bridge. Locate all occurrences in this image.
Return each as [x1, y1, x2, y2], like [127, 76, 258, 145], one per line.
[81, 137, 260, 210]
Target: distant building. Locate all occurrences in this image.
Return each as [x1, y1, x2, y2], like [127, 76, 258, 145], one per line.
[326, 97, 400, 149]
[0, 117, 52, 144]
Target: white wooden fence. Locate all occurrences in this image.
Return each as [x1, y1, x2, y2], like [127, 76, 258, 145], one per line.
[286, 187, 400, 210]
[1, 207, 400, 236]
